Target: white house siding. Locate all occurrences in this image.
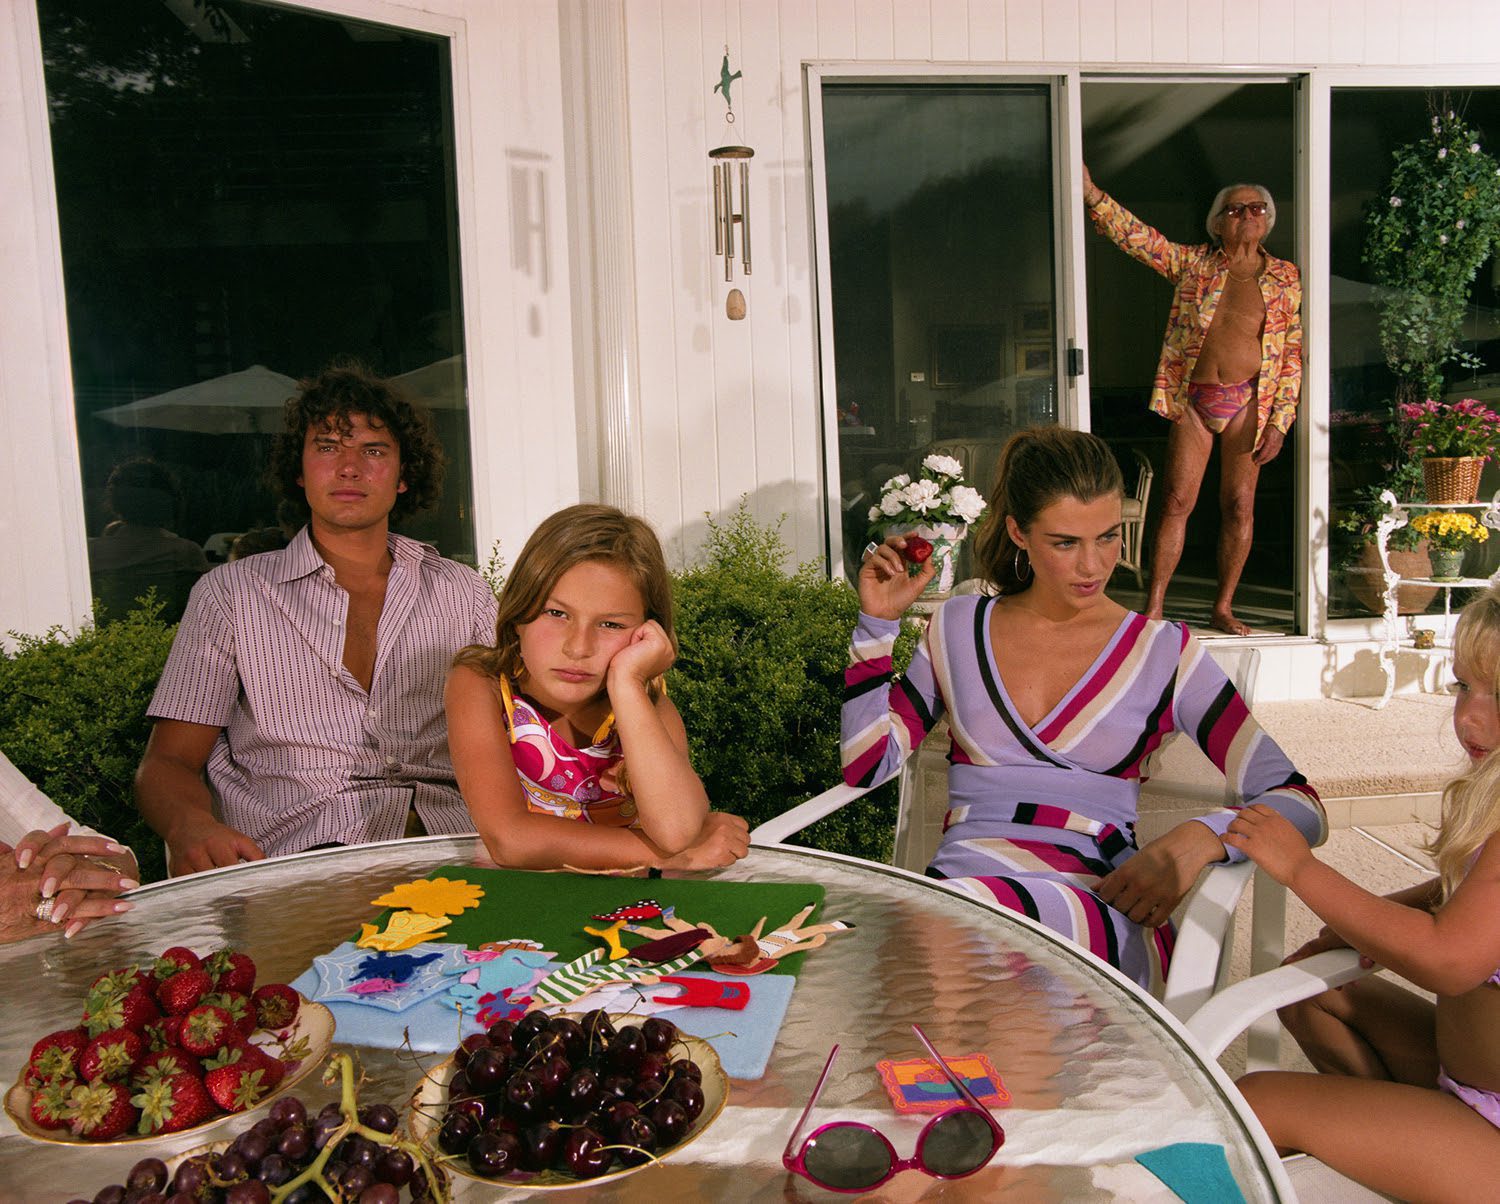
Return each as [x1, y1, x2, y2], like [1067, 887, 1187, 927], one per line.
[604, 0, 1500, 575]
[4, 0, 1500, 662]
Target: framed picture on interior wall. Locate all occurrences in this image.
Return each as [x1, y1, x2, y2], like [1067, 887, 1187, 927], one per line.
[1017, 304, 1052, 338]
[1016, 342, 1053, 377]
[929, 324, 1004, 389]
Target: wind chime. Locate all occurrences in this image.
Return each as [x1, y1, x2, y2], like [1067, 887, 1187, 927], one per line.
[710, 47, 751, 319]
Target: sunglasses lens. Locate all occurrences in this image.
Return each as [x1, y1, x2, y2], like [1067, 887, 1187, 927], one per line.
[921, 1109, 998, 1176]
[803, 1125, 894, 1191]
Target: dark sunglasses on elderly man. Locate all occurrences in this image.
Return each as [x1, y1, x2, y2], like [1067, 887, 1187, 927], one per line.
[782, 1023, 1006, 1193]
[1222, 201, 1269, 219]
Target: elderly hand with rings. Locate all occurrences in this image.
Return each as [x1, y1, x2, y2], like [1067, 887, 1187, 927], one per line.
[1, 823, 139, 943]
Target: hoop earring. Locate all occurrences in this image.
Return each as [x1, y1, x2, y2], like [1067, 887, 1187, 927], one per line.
[1013, 547, 1031, 582]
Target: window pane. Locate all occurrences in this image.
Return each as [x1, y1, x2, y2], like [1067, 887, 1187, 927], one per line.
[821, 83, 1056, 580]
[1082, 79, 1297, 631]
[37, 0, 474, 621]
[1329, 88, 1500, 619]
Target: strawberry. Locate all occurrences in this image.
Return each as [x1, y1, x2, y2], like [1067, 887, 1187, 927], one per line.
[230, 1042, 285, 1090]
[179, 1004, 235, 1058]
[132, 1071, 216, 1135]
[203, 990, 256, 1039]
[252, 983, 300, 1031]
[155, 966, 212, 1016]
[83, 982, 160, 1036]
[68, 1080, 138, 1141]
[79, 1029, 144, 1083]
[90, 965, 153, 998]
[131, 1046, 201, 1090]
[154, 946, 202, 982]
[26, 1027, 88, 1086]
[205, 947, 257, 996]
[27, 1079, 75, 1131]
[204, 1062, 277, 1113]
[900, 535, 933, 564]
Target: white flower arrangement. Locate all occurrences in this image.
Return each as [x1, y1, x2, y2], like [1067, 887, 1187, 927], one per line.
[867, 454, 988, 535]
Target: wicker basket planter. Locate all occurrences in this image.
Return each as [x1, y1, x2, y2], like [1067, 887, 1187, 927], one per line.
[1421, 456, 1485, 504]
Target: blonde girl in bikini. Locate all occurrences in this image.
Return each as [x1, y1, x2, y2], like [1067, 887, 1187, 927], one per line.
[447, 504, 747, 871]
[1224, 584, 1500, 1198]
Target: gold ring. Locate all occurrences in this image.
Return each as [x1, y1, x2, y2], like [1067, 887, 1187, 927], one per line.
[34, 897, 54, 923]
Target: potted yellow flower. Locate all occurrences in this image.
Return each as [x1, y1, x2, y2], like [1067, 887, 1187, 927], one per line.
[1409, 511, 1489, 579]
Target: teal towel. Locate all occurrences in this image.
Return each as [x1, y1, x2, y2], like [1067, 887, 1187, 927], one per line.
[1135, 1143, 1246, 1204]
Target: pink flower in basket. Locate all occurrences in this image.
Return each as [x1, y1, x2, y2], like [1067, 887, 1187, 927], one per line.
[1398, 398, 1500, 461]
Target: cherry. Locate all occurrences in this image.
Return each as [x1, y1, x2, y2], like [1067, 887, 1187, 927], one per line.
[486, 1018, 518, 1045]
[635, 1052, 668, 1083]
[649, 1098, 690, 1145]
[455, 1032, 490, 1068]
[549, 1016, 587, 1060]
[536, 1055, 571, 1101]
[628, 1074, 666, 1105]
[465, 1046, 509, 1093]
[598, 1073, 633, 1102]
[564, 1067, 601, 1115]
[607, 1026, 646, 1071]
[602, 1098, 640, 1133]
[562, 1127, 613, 1179]
[640, 1017, 677, 1054]
[437, 1110, 479, 1156]
[669, 1077, 705, 1122]
[615, 1112, 658, 1166]
[670, 1058, 703, 1084]
[448, 1093, 488, 1126]
[503, 1070, 544, 1124]
[512, 1011, 550, 1048]
[519, 1122, 564, 1172]
[468, 1131, 523, 1178]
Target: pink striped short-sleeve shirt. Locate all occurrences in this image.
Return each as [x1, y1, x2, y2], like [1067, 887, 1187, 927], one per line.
[148, 526, 498, 856]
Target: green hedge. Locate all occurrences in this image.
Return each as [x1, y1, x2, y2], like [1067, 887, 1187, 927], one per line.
[0, 507, 918, 881]
[669, 503, 918, 863]
[0, 600, 175, 883]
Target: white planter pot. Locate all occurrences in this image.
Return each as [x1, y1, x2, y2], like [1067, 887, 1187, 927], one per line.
[885, 522, 967, 599]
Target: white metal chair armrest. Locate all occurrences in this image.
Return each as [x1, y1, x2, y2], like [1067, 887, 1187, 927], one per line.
[749, 781, 873, 845]
[1160, 859, 1255, 1022]
[1184, 949, 1369, 1060]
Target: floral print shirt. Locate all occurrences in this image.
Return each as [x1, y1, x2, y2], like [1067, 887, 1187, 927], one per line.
[1088, 192, 1303, 449]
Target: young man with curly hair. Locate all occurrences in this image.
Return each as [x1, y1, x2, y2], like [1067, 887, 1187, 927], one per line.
[136, 363, 497, 874]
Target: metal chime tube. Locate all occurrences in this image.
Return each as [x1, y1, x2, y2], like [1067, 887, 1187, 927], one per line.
[721, 163, 735, 280]
[739, 161, 751, 275]
[712, 165, 724, 255]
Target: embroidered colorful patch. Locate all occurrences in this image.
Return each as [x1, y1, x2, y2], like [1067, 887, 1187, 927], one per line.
[876, 1053, 1009, 1113]
[357, 909, 451, 951]
[369, 876, 484, 918]
[311, 941, 468, 1011]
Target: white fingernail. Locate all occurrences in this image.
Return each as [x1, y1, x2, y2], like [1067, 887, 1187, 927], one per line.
[112, 901, 132, 913]
[16, 850, 32, 869]
[104, 842, 127, 853]
[51, 902, 70, 923]
[118, 878, 140, 890]
[41, 877, 58, 899]
[64, 922, 82, 939]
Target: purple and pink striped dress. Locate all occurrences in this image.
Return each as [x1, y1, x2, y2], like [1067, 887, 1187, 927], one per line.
[842, 595, 1325, 991]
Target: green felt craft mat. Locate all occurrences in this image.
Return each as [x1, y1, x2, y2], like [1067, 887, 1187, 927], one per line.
[370, 865, 827, 976]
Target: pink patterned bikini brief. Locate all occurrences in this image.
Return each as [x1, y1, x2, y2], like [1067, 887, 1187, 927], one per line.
[1187, 378, 1256, 433]
[1438, 1065, 1500, 1130]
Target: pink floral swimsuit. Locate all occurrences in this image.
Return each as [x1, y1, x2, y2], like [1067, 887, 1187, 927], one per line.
[498, 674, 637, 826]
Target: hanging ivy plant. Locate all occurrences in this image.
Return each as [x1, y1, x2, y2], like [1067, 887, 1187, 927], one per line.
[1365, 101, 1500, 404]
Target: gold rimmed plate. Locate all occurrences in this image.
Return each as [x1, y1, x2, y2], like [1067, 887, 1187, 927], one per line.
[4, 995, 334, 1146]
[409, 1016, 728, 1189]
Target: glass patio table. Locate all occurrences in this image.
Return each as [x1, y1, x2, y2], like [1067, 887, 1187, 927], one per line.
[0, 836, 1289, 1200]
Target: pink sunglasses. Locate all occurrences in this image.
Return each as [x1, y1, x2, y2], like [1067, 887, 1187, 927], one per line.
[782, 1023, 1006, 1193]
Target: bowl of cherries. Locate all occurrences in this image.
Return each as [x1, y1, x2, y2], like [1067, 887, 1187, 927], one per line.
[410, 1009, 726, 1188]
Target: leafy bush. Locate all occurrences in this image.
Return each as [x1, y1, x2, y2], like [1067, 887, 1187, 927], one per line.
[0, 600, 176, 882]
[669, 503, 918, 863]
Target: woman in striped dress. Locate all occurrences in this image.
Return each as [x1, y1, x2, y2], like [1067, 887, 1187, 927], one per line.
[843, 427, 1324, 991]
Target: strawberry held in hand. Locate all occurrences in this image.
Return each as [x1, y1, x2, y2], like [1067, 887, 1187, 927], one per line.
[900, 535, 933, 564]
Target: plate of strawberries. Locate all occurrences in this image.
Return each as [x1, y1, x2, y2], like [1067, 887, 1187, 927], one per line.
[4, 943, 332, 1144]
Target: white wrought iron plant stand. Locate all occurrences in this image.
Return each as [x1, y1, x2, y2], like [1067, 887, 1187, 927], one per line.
[1374, 488, 1500, 708]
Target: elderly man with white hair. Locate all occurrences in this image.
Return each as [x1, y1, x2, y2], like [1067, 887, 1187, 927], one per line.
[1083, 164, 1303, 636]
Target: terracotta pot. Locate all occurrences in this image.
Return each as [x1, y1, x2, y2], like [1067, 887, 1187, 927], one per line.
[1345, 540, 1438, 615]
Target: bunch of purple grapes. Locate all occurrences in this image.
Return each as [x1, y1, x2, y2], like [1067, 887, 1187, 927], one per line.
[67, 1094, 442, 1204]
[437, 1010, 708, 1181]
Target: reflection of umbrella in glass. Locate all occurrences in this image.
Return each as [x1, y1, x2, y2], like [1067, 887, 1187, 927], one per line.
[392, 356, 467, 409]
[94, 365, 300, 434]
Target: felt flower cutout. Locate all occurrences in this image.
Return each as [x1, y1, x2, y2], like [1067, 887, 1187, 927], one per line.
[370, 876, 484, 918]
